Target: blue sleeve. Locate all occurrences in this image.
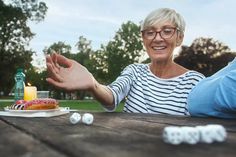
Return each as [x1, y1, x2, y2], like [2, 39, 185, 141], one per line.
[188, 58, 236, 119]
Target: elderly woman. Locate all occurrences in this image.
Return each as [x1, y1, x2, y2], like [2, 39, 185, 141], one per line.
[46, 8, 205, 116]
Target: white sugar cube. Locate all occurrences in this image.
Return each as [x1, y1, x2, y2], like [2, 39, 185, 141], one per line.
[196, 125, 214, 143]
[163, 124, 227, 145]
[69, 112, 81, 124]
[206, 124, 227, 142]
[181, 126, 200, 144]
[163, 126, 184, 145]
[82, 113, 94, 125]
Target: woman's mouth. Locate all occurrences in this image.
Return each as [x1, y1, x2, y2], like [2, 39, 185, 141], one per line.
[152, 46, 166, 51]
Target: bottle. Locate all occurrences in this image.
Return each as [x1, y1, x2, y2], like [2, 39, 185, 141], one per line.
[14, 68, 25, 101]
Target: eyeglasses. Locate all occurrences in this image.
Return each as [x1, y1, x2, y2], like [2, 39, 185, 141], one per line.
[142, 27, 179, 40]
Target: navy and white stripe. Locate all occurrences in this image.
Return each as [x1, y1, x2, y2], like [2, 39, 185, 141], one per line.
[107, 63, 205, 115]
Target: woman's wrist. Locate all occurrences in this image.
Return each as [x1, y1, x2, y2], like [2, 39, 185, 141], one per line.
[89, 77, 99, 94]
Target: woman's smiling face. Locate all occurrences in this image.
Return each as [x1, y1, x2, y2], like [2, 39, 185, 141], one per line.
[142, 21, 184, 63]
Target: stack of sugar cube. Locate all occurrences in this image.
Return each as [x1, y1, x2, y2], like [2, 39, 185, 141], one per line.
[162, 124, 227, 145]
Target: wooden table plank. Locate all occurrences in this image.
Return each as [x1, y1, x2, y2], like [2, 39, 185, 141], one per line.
[0, 118, 67, 157]
[1, 112, 236, 157]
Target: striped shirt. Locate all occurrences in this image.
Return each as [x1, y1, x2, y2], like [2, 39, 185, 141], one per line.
[107, 63, 205, 115]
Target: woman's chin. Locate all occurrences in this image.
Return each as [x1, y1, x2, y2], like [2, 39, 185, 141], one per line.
[150, 53, 169, 62]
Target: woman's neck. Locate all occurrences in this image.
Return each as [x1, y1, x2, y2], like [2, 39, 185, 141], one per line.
[149, 61, 188, 79]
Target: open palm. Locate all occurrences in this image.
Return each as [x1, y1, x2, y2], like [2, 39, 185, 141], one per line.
[46, 53, 95, 91]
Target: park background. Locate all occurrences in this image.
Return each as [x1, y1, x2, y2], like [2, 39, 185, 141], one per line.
[1, 0, 236, 111]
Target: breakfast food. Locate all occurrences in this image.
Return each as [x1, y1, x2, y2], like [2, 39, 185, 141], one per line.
[10, 98, 59, 110]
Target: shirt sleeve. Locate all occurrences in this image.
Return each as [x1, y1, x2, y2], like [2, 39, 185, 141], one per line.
[104, 64, 135, 111]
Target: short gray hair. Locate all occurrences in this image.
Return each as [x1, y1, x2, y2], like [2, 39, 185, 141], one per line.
[141, 8, 185, 34]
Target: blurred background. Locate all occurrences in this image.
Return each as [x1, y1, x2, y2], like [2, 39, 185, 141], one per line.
[1, 0, 236, 100]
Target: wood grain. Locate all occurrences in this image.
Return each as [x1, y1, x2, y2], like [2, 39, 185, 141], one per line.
[0, 112, 235, 157]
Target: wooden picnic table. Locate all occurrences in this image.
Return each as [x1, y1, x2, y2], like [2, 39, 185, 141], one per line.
[0, 112, 236, 157]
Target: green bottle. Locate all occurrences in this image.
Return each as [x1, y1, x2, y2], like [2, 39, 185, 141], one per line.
[14, 68, 25, 101]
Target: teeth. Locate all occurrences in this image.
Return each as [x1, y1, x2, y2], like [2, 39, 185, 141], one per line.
[153, 46, 165, 50]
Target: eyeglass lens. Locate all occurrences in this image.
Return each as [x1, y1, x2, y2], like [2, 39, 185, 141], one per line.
[143, 27, 176, 40]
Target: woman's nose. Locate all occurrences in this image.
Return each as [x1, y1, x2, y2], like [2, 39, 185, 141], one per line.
[153, 32, 164, 41]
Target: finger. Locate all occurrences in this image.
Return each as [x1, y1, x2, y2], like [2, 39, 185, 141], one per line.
[56, 54, 73, 67]
[46, 63, 63, 82]
[51, 53, 61, 70]
[47, 53, 59, 73]
[46, 55, 52, 64]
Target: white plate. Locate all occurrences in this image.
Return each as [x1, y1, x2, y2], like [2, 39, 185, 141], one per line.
[4, 106, 62, 113]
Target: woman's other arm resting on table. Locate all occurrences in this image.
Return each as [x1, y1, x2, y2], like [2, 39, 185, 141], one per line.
[46, 53, 115, 109]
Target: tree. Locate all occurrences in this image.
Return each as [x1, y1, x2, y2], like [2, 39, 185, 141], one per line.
[74, 36, 92, 66]
[0, 0, 47, 96]
[174, 37, 236, 76]
[73, 36, 94, 99]
[90, 47, 108, 83]
[92, 21, 144, 83]
[24, 65, 47, 91]
[44, 41, 72, 56]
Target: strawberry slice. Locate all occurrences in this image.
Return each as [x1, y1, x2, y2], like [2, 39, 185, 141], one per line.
[15, 100, 27, 105]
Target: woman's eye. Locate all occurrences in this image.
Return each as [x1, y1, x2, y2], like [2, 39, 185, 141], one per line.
[146, 31, 155, 36]
[163, 29, 173, 34]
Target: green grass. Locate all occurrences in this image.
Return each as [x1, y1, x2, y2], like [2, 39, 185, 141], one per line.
[0, 99, 124, 112]
[59, 100, 124, 112]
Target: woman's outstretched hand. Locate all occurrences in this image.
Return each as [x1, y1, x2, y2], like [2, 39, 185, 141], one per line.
[46, 53, 95, 91]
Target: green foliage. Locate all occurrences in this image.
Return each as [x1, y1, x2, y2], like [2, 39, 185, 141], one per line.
[8, 0, 47, 22]
[174, 37, 236, 76]
[25, 66, 48, 90]
[91, 21, 144, 83]
[44, 41, 72, 55]
[0, 0, 47, 96]
[73, 36, 94, 99]
[74, 36, 93, 67]
[89, 48, 108, 83]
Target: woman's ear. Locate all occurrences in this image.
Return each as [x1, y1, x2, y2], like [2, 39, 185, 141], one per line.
[140, 32, 144, 41]
[176, 33, 184, 46]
